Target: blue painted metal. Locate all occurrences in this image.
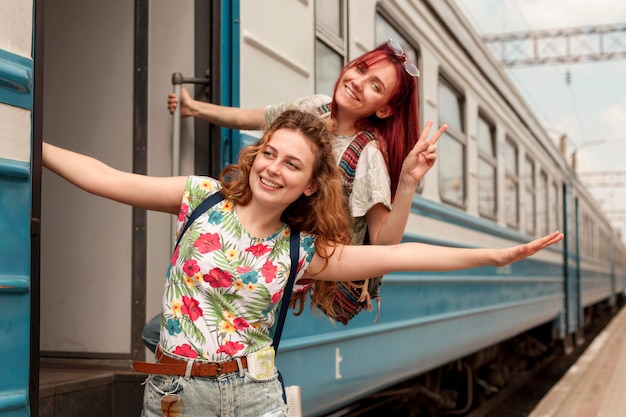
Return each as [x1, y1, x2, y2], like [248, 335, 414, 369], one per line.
[276, 257, 565, 416]
[0, 158, 32, 417]
[271, 196, 567, 416]
[0, 49, 33, 110]
[609, 241, 617, 306]
[0, 158, 30, 178]
[219, 0, 241, 170]
[580, 271, 614, 307]
[0, 15, 34, 417]
[563, 180, 581, 337]
[0, 390, 29, 415]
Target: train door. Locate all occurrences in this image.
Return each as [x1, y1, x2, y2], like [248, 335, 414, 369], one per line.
[0, 1, 40, 416]
[563, 180, 582, 347]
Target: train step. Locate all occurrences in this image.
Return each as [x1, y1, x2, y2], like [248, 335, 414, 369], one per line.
[39, 365, 144, 417]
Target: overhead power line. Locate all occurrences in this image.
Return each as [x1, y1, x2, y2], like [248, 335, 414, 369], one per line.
[577, 170, 626, 188]
[600, 209, 626, 221]
[482, 23, 626, 67]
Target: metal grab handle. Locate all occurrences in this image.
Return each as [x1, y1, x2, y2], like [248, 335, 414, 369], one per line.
[170, 72, 210, 176]
[170, 72, 210, 247]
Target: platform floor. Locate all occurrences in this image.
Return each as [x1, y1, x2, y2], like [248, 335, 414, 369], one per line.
[528, 306, 626, 417]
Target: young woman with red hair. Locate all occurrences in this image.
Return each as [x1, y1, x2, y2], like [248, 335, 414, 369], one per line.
[170, 41, 445, 250]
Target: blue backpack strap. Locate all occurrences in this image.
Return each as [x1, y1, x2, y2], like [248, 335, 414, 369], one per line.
[174, 192, 225, 249]
[272, 230, 301, 352]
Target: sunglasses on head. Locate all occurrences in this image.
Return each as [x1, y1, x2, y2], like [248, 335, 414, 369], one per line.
[388, 39, 420, 78]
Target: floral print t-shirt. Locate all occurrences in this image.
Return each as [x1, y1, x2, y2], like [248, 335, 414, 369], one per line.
[159, 176, 316, 362]
[265, 95, 391, 245]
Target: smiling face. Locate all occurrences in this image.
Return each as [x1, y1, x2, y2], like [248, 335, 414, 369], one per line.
[249, 128, 319, 210]
[334, 59, 398, 121]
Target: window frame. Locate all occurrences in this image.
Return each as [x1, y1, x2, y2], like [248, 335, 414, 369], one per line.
[437, 75, 467, 209]
[314, 0, 347, 94]
[538, 170, 549, 236]
[504, 137, 520, 229]
[524, 155, 536, 236]
[477, 112, 497, 220]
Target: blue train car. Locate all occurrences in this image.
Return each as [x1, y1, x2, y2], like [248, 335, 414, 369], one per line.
[0, 1, 40, 416]
[2, 1, 624, 416]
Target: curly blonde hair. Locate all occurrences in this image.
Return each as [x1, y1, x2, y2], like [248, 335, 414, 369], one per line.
[220, 110, 352, 316]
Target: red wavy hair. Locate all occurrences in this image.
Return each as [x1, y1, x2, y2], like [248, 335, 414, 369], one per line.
[220, 110, 352, 316]
[330, 42, 420, 200]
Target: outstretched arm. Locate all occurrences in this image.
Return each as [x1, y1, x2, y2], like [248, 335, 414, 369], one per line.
[167, 87, 266, 130]
[307, 231, 564, 282]
[42, 142, 187, 214]
[366, 121, 447, 245]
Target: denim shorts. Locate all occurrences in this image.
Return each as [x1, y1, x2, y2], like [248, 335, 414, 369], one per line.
[140, 368, 289, 417]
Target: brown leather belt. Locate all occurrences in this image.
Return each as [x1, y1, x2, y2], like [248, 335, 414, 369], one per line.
[133, 345, 248, 377]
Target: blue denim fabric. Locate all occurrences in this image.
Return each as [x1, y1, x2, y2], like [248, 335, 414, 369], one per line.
[140, 370, 289, 417]
[141, 314, 160, 353]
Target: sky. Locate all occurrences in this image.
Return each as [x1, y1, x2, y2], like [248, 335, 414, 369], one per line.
[454, 0, 626, 240]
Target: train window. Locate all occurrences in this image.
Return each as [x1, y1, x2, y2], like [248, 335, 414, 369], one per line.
[477, 115, 497, 219]
[314, 0, 346, 95]
[438, 79, 464, 132]
[438, 78, 466, 208]
[587, 213, 591, 256]
[549, 181, 559, 232]
[586, 212, 595, 257]
[582, 213, 588, 255]
[374, 15, 419, 65]
[538, 173, 546, 233]
[588, 221, 592, 257]
[315, 40, 343, 96]
[581, 211, 591, 257]
[524, 156, 536, 235]
[504, 138, 519, 229]
[599, 230, 608, 261]
[590, 216, 595, 257]
[315, 0, 343, 38]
